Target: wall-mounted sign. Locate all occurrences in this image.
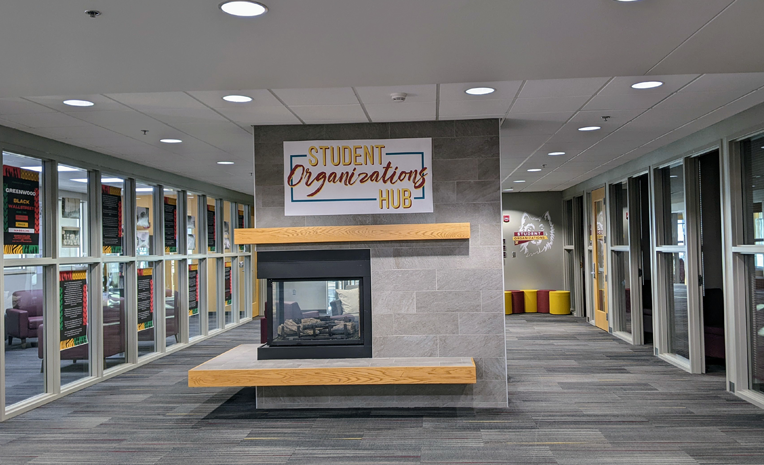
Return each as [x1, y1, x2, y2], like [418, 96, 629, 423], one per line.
[3, 166, 40, 254]
[283, 138, 433, 216]
[503, 214, 510, 223]
[207, 205, 216, 251]
[164, 197, 177, 253]
[188, 264, 199, 316]
[514, 212, 555, 257]
[224, 262, 232, 305]
[102, 186, 123, 254]
[60, 270, 87, 350]
[137, 268, 154, 332]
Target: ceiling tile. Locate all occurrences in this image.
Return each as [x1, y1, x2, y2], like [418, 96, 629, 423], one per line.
[439, 81, 522, 102]
[364, 102, 435, 122]
[186, 89, 283, 109]
[289, 104, 368, 124]
[4, 112, 91, 128]
[680, 72, 764, 94]
[25, 94, 129, 112]
[0, 98, 55, 115]
[439, 99, 511, 119]
[272, 88, 359, 106]
[519, 77, 609, 99]
[355, 85, 436, 104]
[216, 106, 301, 126]
[510, 96, 590, 114]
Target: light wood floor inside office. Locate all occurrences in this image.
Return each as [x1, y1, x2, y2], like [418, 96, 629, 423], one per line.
[1, 314, 763, 464]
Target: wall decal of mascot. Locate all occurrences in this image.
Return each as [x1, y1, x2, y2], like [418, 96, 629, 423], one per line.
[517, 211, 555, 257]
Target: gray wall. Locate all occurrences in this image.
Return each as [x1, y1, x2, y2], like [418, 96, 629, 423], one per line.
[253, 120, 508, 408]
[502, 191, 564, 291]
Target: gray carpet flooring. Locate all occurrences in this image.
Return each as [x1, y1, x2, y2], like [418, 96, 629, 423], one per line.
[1, 314, 763, 464]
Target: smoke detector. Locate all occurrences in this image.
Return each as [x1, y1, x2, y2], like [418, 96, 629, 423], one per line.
[390, 93, 408, 102]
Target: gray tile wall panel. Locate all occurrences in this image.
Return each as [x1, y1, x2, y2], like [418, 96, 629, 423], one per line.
[252, 119, 507, 408]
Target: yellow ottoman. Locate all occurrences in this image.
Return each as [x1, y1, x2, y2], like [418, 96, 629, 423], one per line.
[522, 289, 538, 313]
[504, 291, 512, 315]
[550, 291, 571, 315]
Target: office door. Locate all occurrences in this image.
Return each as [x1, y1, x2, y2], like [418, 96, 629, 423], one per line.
[592, 187, 609, 331]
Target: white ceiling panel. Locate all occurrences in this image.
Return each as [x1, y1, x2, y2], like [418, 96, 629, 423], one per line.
[355, 85, 436, 104]
[510, 96, 592, 114]
[216, 106, 301, 126]
[364, 102, 435, 122]
[290, 104, 368, 124]
[439, 81, 522, 102]
[26, 94, 129, 112]
[503, 112, 574, 136]
[64, 110, 179, 139]
[186, 90, 283, 109]
[518, 77, 609, 99]
[4, 112, 91, 128]
[0, 98, 54, 115]
[584, 74, 699, 111]
[439, 99, 512, 119]
[272, 88, 359, 106]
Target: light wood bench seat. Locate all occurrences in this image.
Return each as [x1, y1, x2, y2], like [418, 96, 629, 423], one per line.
[188, 344, 476, 387]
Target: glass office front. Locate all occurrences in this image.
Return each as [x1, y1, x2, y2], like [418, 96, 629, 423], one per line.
[740, 136, 764, 246]
[746, 254, 764, 394]
[2, 150, 255, 416]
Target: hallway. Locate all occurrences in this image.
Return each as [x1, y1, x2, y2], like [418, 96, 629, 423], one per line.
[1, 315, 763, 464]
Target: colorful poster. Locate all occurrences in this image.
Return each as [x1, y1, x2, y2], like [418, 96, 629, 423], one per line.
[164, 197, 177, 253]
[102, 186, 123, 253]
[188, 264, 199, 316]
[206, 204, 215, 251]
[238, 209, 245, 251]
[283, 138, 433, 216]
[3, 165, 40, 254]
[60, 270, 88, 350]
[137, 268, 154, 331]
[224, 262, 232, 305]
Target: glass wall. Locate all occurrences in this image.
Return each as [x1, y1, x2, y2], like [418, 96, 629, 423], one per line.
[662, 163, 685, 246]
[613, 251, 632, 335]
[746, 254, 764, 394]
[2, 150, 254, 417]
[664, 252, 689, 359]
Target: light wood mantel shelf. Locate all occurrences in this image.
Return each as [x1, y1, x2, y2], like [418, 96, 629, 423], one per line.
[234, 223, 470, 245]
[189, 345, 476, 387]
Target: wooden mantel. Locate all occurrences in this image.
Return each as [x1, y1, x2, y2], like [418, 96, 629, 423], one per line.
[234, 223, 470, 245]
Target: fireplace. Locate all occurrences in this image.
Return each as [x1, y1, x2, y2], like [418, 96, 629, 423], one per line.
[257, 249, 372, 359]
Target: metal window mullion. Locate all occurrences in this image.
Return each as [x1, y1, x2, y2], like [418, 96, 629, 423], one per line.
[216, 199, 225, 329]
[199, 258, 208, 336]
[724, 138, 745, 391]
[43, 264, 60, 394]
[685, 157, 705, 373]
[178, 191, 189, 343]
[583, 192, 593, 321]
[89, 170, 102, 258]
[125, 261, 138, 364]
[230, 202, 239, 324]
[124, 178, 136, 258]
[649, 167, 664, 354]
[90, 262, 104, 378]
[628, 176, 644, 345]
[154, 259, 166, 353]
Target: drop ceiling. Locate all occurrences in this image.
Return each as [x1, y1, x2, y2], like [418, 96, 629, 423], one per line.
[1, 0, 764, 194]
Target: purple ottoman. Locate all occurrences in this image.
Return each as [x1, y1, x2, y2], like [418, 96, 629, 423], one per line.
[537, 290, 553, 314]
[508, 290, 525, 314]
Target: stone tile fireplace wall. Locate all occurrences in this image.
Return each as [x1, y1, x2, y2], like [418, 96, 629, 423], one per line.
[253, 119, 507, 408]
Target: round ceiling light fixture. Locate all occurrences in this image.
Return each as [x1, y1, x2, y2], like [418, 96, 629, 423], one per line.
[63, 99, 94, 107]
[632, 81, 664, 90]
[160, 138, 182, 144]
[217, 161, 235, 165]
[548, 151, 566, 156]
[220, 1, 268, 17]
[527, 168, 541, 172]
[465, 87, 495, 96]
[578, 126, 601, 132]
[222, 94, 253, 103]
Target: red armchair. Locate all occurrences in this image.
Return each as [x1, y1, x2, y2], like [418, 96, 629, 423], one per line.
[5, 290, 44, 347]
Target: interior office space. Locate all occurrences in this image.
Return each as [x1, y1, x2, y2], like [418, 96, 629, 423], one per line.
[2, 1, 764, 461]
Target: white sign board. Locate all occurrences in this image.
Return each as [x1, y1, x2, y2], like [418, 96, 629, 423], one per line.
[283, 138, 433, 216]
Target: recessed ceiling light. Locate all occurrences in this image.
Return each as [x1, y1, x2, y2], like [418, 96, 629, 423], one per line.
[222, 94, 252, 103]
[217, 161, 235, 165]
[503, 189, 513, 192]
[220, 1, 268, 17]
[514, 180, 526, 183]
[614, 0, 642, 2]
[578, 126, 601, 132]
[632, 81, 664, 90]
[548, 152, 566, 156]
[527, 168, 542, 172]
[160, 138, 182, 144]
[72, 177, 122, 183]
[670, 175, 678, 178]
[465, 87, 495, 96]
[63, 99, 94, 107]
[136, 187, 154, 192]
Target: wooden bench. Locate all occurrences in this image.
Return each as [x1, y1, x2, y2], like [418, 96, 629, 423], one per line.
[188, 344, 476, 387]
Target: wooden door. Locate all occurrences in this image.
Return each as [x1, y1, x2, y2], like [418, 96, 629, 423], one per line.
[592, 187, 609, 331]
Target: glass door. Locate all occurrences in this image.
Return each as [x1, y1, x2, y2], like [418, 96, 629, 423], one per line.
[591, 187, 608, 331]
